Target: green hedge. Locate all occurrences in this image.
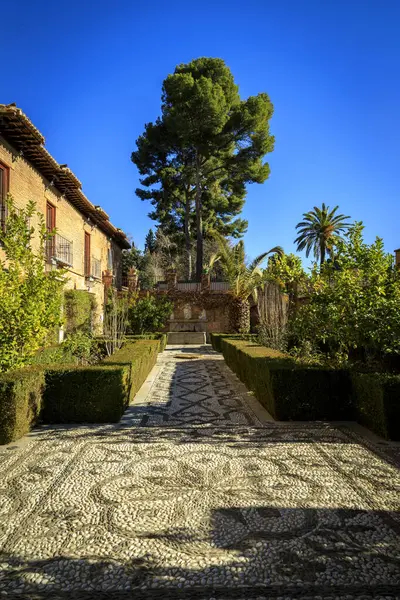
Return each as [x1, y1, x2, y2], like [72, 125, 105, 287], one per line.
[97, 333, 167, 354]
[352, 373, 400, 440]
[64, 290, 97, 333]
[42, 340, 160, 424]
[220, 338, 400, 439]
[210, 333, 258, 353]
[42, 364, 130, 423]
[220, 338, 354, 421]
[0, 370, 45, 444]
[29, 345, 75, 366]
[0, 340, 161, 441]
[124, 333, 167, 353]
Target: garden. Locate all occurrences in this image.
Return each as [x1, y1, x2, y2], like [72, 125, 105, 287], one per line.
[208, 205, 400, 441]
[0, 197, 172, 444]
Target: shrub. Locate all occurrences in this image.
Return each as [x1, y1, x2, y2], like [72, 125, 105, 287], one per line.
[64, 290, 97, 334]
[62, 331, 102, 365]
[220, 338, 354, 421]
[209, 333, 258, 353]
[0, 197, 65, 372]
[42, 340, 160, 424]
[103, 289, 128, 355]
[352, 373, 400, 440]
[128, 294, 173, 334]
[0, 369, 45, 444]
[289, 224, 400, 363]
[104, 339, 160, 398]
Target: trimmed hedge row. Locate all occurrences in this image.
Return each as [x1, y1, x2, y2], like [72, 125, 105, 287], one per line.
[0, 370, 45, 445]
[218, 338, 399, 440]
[220, 338, 354, 421]
[43, 340, 160, 424]
[97, 333, 168, 354]
[0, 339, 161, 443]
[352, 372, 400, 440]
[209, 333, 258, 353]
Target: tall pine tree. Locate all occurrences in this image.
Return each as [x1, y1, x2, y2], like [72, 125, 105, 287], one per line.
[132, 57, 274, 280]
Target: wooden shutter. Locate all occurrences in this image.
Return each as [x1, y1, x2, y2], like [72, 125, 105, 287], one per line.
[84, 232, 91, 276]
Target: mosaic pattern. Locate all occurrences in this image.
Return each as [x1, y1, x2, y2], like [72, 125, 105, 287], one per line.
[120, 345, 262, 427]
[0, 345, 399, 599]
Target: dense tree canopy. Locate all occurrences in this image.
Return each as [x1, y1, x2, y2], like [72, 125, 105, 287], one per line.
[132, 57, 274, 280]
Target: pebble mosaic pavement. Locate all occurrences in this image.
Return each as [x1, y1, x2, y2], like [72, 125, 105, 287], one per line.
[0, 345, 399, 599]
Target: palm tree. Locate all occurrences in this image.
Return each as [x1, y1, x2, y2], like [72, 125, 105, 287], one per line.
[216, 236, 284, 333]
[294, 204, 351, 265]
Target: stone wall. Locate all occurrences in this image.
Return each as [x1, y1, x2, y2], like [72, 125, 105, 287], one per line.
[0, 136, 124, 329]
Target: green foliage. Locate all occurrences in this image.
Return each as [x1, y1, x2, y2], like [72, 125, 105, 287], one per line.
[42, 340, 160, 424]
[122, 245, 155, 289]
[295, 203, 351, 265]
[30, 345, 72, 366]
[0, 196, 65, 372]
[62, 332, 102, 365]
[209, 333, 257, 353]
[264, 253, 307, 295]
[132, 57, 275, 279]
[128, 294, 173, 334]
[220, 338, 354, 421]
[290, 223, 400, 361]
[215, 235, 283, 333]
[43, 365, 130, 423]
[0, 369, 45, 444]
[124, 333, 168, 353]
[64, 290, 96, 334]
[352, 373, 400, 440]
[144, 229, 157, 254]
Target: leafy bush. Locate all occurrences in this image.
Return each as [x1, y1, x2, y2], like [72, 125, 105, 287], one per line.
[62, 332, 102, 365]
[290, 224, 400, 364]
[104, 289, 128, 355]
[64, 290, 97, 334]
[128, 294, 173, 334]
[0, 369, 45, 444]
[0, 197, 65, 372]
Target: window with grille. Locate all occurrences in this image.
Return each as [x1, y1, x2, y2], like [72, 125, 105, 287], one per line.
[0, 163, 9, 232]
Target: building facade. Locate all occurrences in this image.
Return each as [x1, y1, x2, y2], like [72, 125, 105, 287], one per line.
[0, 103, 130, 330]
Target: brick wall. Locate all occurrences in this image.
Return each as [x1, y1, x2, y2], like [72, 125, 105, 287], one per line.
[0, 136, 123, 329]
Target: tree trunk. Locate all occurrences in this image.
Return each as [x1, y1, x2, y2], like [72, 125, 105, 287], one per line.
[184, 191, 192, 280]
[195, 152, 203, 282]
[320, 239, 326, 265]
[229, 297, 250, 333]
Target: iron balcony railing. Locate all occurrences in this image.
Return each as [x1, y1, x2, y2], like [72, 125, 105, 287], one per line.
[91, 256, 102, 280]
[46, 233, 73, 267]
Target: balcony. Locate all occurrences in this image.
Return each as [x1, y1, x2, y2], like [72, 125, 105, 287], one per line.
[46, 233, 73, 267]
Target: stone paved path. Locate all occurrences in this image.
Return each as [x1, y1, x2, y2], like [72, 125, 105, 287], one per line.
[0, 345, 399, 599]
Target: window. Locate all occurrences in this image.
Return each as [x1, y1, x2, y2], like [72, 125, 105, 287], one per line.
[107, 247, 113, 271]
[46, 202, 56, 261]
[84, 231, 91, 277]
[0, 163, 9, 232]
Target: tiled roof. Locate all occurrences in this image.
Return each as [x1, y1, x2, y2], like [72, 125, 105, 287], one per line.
[0, 104, 130, 249]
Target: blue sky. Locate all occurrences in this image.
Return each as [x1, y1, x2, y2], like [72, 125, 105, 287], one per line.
[2, 0, 399, 262]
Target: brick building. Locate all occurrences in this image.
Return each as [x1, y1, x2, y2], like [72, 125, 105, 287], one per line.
[0, 103, 130, 330]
